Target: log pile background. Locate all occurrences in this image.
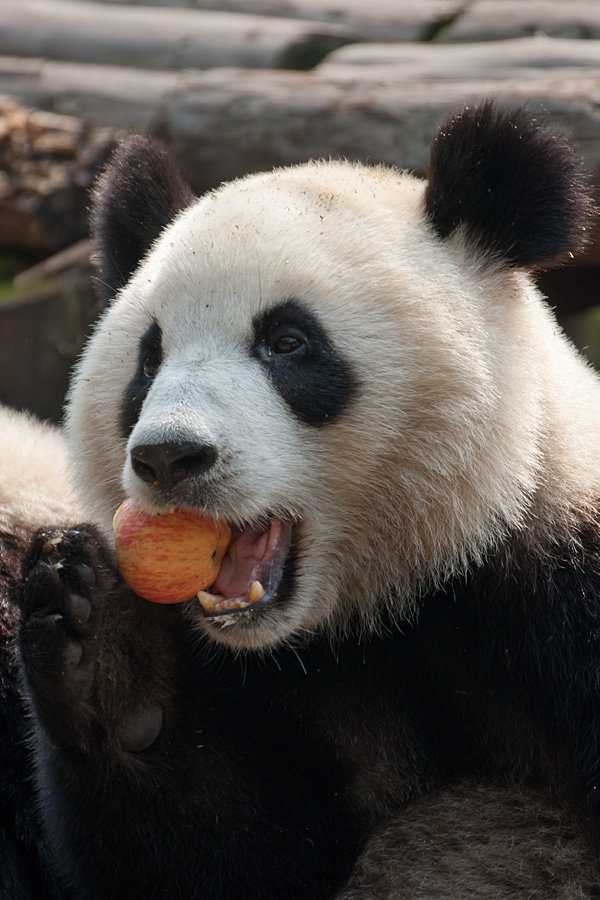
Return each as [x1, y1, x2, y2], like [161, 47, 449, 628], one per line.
[0, 0, 599, 420]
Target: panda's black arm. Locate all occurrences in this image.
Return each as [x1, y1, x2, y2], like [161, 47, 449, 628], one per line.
[0, 531, 67, 899]
[15, 524, 363, 899]
[410, 531, 600, 809]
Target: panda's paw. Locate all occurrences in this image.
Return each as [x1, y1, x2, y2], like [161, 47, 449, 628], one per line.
[17, 524, 116, 747]
[18, 524, 173, 754]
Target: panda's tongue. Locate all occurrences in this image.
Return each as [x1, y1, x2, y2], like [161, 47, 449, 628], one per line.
[199, 517, 290, 613]
[213, 525, 271, 597]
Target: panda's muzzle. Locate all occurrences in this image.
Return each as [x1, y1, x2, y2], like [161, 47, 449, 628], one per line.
[128, 440, 295, 618]
[197, 516, 294, 617]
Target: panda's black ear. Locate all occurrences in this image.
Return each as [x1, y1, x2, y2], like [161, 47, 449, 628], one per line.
[90, 136, 195, 303]
[424, 101, 595, 269]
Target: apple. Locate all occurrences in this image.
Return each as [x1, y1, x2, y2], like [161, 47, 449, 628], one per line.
[113, 499, 231, 604]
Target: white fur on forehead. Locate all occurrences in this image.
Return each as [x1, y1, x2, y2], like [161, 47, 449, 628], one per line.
[68, 157, 600, 642]
[148, 160, 425, 279]
[125, 161, 450, 361]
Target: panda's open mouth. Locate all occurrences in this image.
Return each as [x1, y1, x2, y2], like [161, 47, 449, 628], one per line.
[196, 516, 294, 617]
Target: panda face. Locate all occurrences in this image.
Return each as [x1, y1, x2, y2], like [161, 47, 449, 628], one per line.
[119, 285, 360, 646]
[69, 107, 596, 649]
[69, 161, 533, 649]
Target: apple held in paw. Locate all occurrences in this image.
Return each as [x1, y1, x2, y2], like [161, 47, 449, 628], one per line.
[113, 499, 231, 604]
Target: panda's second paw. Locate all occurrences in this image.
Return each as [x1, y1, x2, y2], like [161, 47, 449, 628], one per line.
[17, 525, 116, 748]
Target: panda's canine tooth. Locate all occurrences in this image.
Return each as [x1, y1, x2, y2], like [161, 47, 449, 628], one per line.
[197, 590, 224, 613]
[249, 581, 265, 604]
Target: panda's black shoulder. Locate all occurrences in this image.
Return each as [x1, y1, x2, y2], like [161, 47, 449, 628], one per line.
[406, 525, 600, 785]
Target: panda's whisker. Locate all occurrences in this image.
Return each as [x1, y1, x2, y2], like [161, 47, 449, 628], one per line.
[288, 646, 307, 676]
[90, 273, 116, 296]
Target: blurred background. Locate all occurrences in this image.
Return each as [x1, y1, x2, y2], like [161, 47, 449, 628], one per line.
[0, 0, 598, 422]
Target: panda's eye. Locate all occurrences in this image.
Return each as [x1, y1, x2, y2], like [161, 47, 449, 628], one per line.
[268, 327, 307, 358]
[142, 357, 159, 379]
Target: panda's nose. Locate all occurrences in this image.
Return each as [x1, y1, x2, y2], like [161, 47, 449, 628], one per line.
[130, 441, 217, 488]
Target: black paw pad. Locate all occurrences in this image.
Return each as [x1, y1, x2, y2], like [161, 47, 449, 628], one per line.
[73, 563, 96, 591]
[118, 702, 164, 752]
[68, 594, 92, 625]
[64, 640, 84, 667]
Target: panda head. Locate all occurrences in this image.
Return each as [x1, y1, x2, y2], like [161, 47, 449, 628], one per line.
[67, 102, 594, 650]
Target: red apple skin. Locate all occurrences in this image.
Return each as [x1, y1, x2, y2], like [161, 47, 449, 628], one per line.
[113, 499, 231, 604]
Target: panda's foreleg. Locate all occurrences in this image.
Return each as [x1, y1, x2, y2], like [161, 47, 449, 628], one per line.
[13, 524, 194, 895]
[14, 524, 359, 899]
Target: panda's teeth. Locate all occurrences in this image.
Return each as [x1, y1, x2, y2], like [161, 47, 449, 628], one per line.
[196, 591, 253, 614]
[197, 590, 225, 613]
[248, 581, 265, 604]
[196, 580, 265, 616]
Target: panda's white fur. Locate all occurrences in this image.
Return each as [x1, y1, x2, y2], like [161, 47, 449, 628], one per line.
[0, 404, 80, 536]
[68, 159, 600, 650]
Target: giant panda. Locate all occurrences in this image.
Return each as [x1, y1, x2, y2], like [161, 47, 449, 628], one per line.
[8, 101, 600, 897]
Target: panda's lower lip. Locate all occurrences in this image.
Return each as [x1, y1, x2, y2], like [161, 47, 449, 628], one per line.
[196, 516, 294, 617]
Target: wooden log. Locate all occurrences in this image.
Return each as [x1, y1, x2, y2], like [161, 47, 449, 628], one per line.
[444, 0, 600, 43]
[321, 36, 600, 81]
[0, 58, 179, 131]
[0, 98, 116, 256]
[94, 0, 463, 43]
[0, 269, 97, 423]
[1, 57, 600, 193]
[13, 239, 92, 288]
[0, 0, 356, 71]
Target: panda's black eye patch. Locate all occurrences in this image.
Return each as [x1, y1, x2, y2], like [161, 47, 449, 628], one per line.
[252, 300, 357, 426]
[120, 319, 163, 438]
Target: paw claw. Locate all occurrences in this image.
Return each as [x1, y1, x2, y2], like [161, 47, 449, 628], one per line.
[41, 536, 62, 556]
[38, 613, 64, 627]
[32, 559, 64, 584]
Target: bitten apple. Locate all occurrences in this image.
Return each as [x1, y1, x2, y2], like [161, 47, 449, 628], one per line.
[113, 499, 231, 604]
